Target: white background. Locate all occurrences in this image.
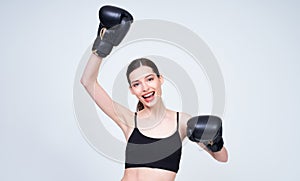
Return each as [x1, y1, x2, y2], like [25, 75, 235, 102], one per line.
[1, 0, 300, 180]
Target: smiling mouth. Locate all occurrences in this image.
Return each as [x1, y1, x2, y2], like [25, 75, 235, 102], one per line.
[142, 91, 155, 101]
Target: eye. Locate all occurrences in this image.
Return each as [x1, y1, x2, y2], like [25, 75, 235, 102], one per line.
[132, 83, 140, 87]
[147, 77, 154, 82]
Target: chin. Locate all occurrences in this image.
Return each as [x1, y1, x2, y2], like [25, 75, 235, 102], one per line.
[143, 95, 161, 108]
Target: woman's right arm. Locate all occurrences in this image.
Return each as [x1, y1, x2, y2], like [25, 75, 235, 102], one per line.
[80, 5, 134, 134]
[80, 53, 133, 133]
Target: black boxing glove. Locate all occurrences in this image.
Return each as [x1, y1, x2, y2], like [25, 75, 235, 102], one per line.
[92, 5, 133, 58]
[187, 115, 224, 152]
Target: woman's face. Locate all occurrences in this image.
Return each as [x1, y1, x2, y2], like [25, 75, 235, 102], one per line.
[129, 66, 164, 108]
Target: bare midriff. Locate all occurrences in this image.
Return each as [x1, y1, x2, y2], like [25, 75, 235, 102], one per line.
[121, 167, 176, 181]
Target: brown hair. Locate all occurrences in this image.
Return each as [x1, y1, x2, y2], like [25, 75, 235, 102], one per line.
[126, 58, 160, 111]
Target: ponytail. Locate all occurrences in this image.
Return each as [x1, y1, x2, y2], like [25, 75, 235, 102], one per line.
[136, 101, 144, 112]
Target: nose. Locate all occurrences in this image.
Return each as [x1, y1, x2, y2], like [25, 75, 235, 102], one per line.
[142, 82, 149, 92]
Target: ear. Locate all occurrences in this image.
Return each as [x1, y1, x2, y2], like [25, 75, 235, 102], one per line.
[159, 75, 164, 85]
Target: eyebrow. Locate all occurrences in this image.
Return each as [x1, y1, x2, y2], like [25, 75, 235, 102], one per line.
[130, 74, 155, 84]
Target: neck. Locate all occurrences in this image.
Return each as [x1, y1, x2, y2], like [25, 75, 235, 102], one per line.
[139, 97, 167, 129]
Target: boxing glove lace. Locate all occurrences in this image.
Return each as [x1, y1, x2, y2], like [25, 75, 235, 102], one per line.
[92, 5, 133, 58]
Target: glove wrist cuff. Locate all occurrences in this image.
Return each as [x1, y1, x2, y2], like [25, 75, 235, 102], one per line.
[206, 137, 224, 152]
[92, 36, 113, 58]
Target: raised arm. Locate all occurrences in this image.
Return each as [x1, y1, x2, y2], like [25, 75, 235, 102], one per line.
[80, 5, 134, 134]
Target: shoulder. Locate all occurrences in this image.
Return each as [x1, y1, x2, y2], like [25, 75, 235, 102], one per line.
[123, 111, 136, 125]
[113, 107, 136, 135]
[121, 111, 137, 139]
[178, 112, 192, 124]
[178, 112, 192, 139]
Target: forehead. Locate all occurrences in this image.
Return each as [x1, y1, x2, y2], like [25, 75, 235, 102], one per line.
[129, 66, 155, 82]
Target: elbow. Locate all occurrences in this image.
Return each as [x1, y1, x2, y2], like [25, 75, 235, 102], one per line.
[80, 72, 93, 86]
[217, 156, 228, 163]
[80, 78, 93, 88]
[213, 147, 228, 163]
[80, 78, 87, 87]
[80, 78, 87, 86]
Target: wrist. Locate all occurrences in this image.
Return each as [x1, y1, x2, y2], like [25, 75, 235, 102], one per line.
[206, 137, 224, 152]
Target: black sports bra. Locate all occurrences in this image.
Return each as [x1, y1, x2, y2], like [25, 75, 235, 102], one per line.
[125, 112, 182, 173]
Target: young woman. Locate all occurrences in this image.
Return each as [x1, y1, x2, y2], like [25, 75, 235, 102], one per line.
[80, 5, 228, 181]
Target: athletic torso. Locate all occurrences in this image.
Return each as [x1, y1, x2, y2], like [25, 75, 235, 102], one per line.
[122, 110, 182, 181]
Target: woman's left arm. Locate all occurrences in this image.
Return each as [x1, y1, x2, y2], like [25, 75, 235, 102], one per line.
[198, 143, 228, 162]
[179, 112, 229, 162]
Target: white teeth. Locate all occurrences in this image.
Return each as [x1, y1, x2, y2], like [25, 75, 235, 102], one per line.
[143, 92, 154, 98]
